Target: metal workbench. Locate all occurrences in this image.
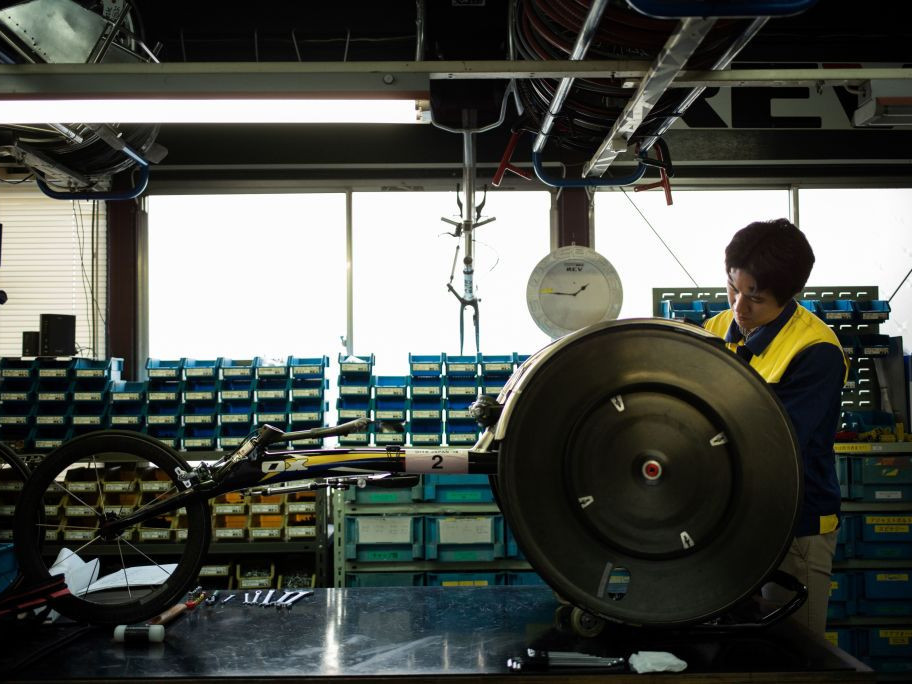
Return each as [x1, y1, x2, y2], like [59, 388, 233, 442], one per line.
[1, 586, 873, 683]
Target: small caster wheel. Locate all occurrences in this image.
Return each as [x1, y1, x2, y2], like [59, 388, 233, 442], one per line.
[570, 606, 606, 638]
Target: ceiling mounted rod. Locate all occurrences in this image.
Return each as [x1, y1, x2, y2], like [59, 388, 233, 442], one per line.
[583, 17, 716, 178]
[531, 0, 610, 155]
[637, 16, 768, 153]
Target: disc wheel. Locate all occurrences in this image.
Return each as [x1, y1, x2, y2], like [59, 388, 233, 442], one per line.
[496, 320, 801, 628]
[13, 431, 211, 625]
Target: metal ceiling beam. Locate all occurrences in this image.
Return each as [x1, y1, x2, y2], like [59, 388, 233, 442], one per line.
[0, 61, 908, 99]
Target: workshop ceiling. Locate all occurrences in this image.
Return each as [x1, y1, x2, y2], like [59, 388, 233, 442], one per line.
[2, 0, 911, 187]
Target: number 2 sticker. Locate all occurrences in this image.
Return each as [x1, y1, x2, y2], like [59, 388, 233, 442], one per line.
[405, 449, 469, 474]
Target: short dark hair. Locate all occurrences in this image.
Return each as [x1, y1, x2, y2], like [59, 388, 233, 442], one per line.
[724, 218, 815, 306]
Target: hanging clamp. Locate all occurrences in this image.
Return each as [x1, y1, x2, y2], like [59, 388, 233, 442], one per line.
[634, 138, 674, 205]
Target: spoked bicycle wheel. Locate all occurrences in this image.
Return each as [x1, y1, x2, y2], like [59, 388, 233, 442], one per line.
[13, 431, 211, 625]
[1, 442, 29, 597]
[496, 319, 801, 628]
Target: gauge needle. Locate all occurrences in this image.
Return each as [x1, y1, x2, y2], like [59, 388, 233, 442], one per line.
[543, 283, 589, 296]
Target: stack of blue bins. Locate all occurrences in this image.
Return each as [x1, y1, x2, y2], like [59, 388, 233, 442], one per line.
[0, 358, 36, 448]
[336, 354, 374, 445]
[374, 376, 409, 445]
[145, 357, 186, 449]
[70, 358, 120, 438]
[108, 379, 147, 433]
[218, 358, 259, 450]
[181, 358, 221, 450]
[479, 353, 515, 399]
[288, 356, 329, 447]
[444, 355, 479, 445]
[660, 299, 708, 324]
[32, 358, 73, 450]
[408, 353, 445, 446]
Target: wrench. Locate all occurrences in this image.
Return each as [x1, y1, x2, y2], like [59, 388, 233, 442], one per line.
[260, 589, 275, 607]
[280, 590, 314, 609]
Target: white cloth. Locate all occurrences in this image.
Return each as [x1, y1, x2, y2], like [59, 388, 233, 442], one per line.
[628, 651, 687, 673]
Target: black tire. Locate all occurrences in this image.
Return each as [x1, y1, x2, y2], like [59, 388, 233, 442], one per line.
[13, 431, 211, 625]
[497, 320, 801, 627]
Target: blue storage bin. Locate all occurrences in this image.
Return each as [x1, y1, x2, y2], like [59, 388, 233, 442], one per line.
[411, 399, 443, 421]
[343, 480, 422, 504]
[827, 571, 854, 619]
[290, 378, 328, 402]
[859, 628, 912, 657]
[860, 570, 912, 600]
[219, 400, 254, 425]
[0, 402, 35, 428]
[338, 422, 372, 446]
[0, 376, 34, 403]
[146, 424, 183, 450]
[422, 474, 494, 503]
[218, 423, 252, 450]
[255, 358, 288, 379]
[29, 424, 70, 451]
[410, 377, 443, 398]
[338, 375, 372, 398]
[853, 299, 891, 323]
[446, 377, 479, 400]
[661, 300, 708, 323]
[182, 358, 221, 379]
[409, 353, 444, 377]
[71, 402, 108, 429]
[0, 358, 35, 379]
[145, 358, 183, 380]
[109, 381, 146, 428]
[705, 299, 730, 317]
[72, 380, 110, 404]
[220, 357, 258, 379]
[255, 378, 290, 401]
[374, 428, 406, 446]
[375, 398, 408, 422]
[857, 334, 891, 357]
[445, 355, 478, 377]
[336, 396, 372, 420]
[425, 515, 504, 562]
[0, 542, 17, 593]
[338, 353, 374, 375]
[35, 377, 72, 402]
[182, 402, 218, 425]
[860, 514, 912, 543]
[375, 376, 409, 398]
[409, 421, 443, 446]
[72, 357, 123, 381]
[182, 424, 217, 450]
[35, 358, 73, 379]
[147, 381, 183, 403]
[445, 423, 478, 445]
[254, 400, 290, 428]
[481, 379, 508, 395]
[817, 299, 855, 322]
[220, 378, 254, 402]
[849, 456, 912, 501]
[799, 299, 819, 315]
[146, 401, 183, 426]
[837, 455, 850, 498]
[427, 572, 505, 587]
[345, 572, 425, 587]
[505, 523, 526, 560]
[445, 397, 474, 421]
[479, 354, 514, 376]
[842, 410, 895, 434]
[183, 378, 218, 403]
[344, 515, 423, 562]
[289, 404, 327, 424]
[288, 356, 329, 380]
[837, 334, 858, 357]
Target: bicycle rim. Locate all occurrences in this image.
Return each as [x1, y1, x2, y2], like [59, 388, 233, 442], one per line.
[13, 431, 211, 625]
[1, 442, 29, 597]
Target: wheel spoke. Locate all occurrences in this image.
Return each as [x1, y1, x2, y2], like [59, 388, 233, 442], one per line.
[116, 539, 134, 599]
[51, 480, 102, 517]
[115, 535, 175, 583]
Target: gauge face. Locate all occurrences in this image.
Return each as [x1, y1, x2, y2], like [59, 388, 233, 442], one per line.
[526, 246, 623, 338]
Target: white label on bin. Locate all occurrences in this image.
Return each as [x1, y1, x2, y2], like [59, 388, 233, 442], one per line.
[37, 416, 65, 425]
[447, 410, 471, 420]
[148, 415, 178, 425]
[292, 388, 320, 398]
[111, 416, 139, 425]
[0, 504, 15, 515]
[67, 482, 96, 492]
[405, 449, 469, 474]
[36, 439, 64, 449]
[223, 368, 252, 377]
[357, 516, 412, 544]
[64, 530, 95, 541]
[185, 392, 215, 401]
[1, 392, 27, 401]
[251, 503, 281, 514]
[149, 392, 178, 401]
[447, 386, 476, 396]
[483, 363, 512, 373]
[0, 416, 26, 424]
[438, 517, 493, 544]
[1, 369, 29, 377]
[251, 528, 282, 539]
[0, 530, 12, 541]
[292, 365, 320, 375]
[75, 369, 104, 378]
[288, 502, 315, 513]
[412, 363, 440, 372]
[287, 526, 316, 538]
[292, 412, 320, 421]
[39, 392, 66, 401]
[214, 528, 245, 539]
[66, 505, 95, 516]
[258, 367, 286, 377]
[376, 387, 406, 397]
[74, 392, 103, 401]
[413, 410, 441, 419]
[341, 363, 369, 373]
[140, 529, 171, 541]
[214, 503, 246, 514]
[257, 390, 286, 399]
[184, 415, 214, 424]
[149, 369, 177, 378]
[412, 387, 441, 396]
[375, 410, 405, 420]
[0, 482, 23, 491]
[875, 490, 903, 500]
[221, 390, 250, 400]
[73, 416, 101, 425]
[112, 393, 141, 402]
[38, 369, 67, 378]
[104, 482, 133, 492]
[199, 565, 230, 576]
[185, 368, 214, 377]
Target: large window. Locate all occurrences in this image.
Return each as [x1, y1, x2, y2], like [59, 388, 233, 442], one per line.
[352, 191, 552, 375]
[147, 194, 346, 361]
[594, 188, 792, 318]
[798, 188, 912, 344]
[0, 185, 106, 358]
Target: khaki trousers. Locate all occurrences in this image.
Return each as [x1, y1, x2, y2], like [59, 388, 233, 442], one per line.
[761, 531, 838, 636]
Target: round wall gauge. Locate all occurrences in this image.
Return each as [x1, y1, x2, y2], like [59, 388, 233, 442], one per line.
[526, 245, 623, 338]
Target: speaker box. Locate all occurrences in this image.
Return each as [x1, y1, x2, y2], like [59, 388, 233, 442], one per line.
[22, 331, 39, 356]
[39, 314, 76, 357]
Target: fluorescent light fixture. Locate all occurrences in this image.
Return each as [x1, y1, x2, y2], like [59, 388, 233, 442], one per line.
[0, 98, 428, 124]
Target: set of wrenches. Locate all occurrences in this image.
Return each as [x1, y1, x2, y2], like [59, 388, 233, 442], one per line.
[220, 589, 314, 609]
